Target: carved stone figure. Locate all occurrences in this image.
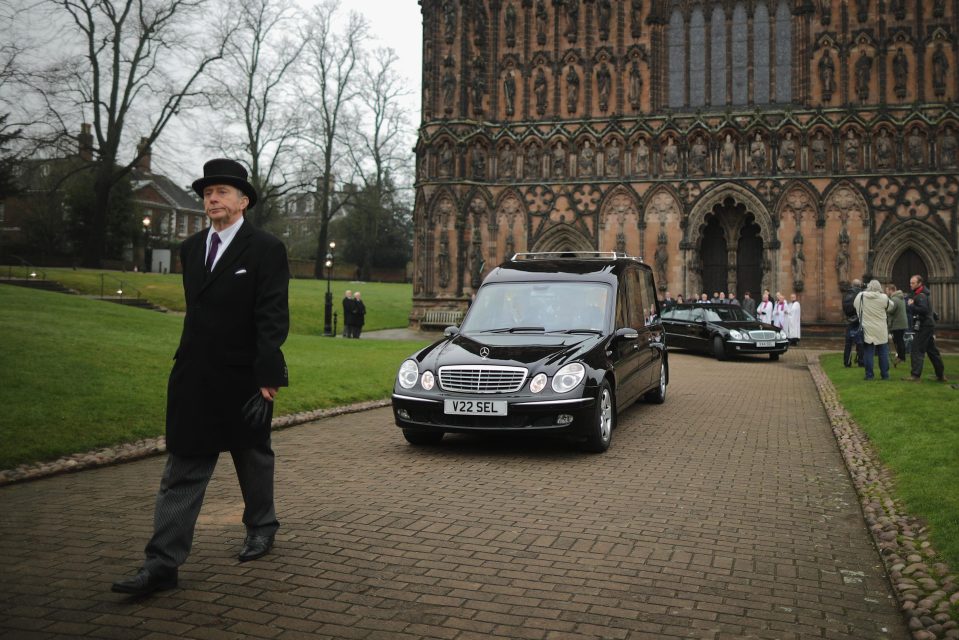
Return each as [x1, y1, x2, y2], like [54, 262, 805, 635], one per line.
[552, 142, 567, 178]
[907, 130, 924, 168]
[578, 139, 595, 177]
[933, 43, 949, 97]
[750, 133, 766, 173]
[654, 231, 668, 286]
[889, 0, 905, 18]
[892, 47, 908, 99]
[534, 68, 548, 114]
[855, 51, 873, 101]
[439, 142, 453, 177]
[470, 238, 484, 289]
[835, 233, 851, 286]
[471, 56, 486, 113]
[811, 131, 828, 172]
[525, 145, 542, 179]
[605, 139, 621, 177]
[934, 0, 945, 16]
[628, 61, 642, 110]
[473, 4, 488, 48]
[565, 0, 579, 42]
[843, 130, 860, 172]
[778, 132, 797, 172]
[443, 0, 456, 42]
[662, 137, 679, 174]
[442, 65, 457, 113]
[596, 63, 612, 111]
[535, 0, 548, 45]
[504, 4, 517, 48]
[631, 0, 643, 37]
[875, 129, 893, 169]
[472, 145, 487, 179]
[498, 145, 514, 179]
[819, 50, 836, 100]
[792, 246, 806, 289]
[566, 65, 579, 114]
[634, 139, 649, 175]
[503, 70, 515, 116]
[598, 0, 611, 40]
[438, 234, 451, 288]
[941, 127, 958, 169]
[819, 0, 830, 24]
[720, 134, 736, 173]
[690, 137, 707, 175]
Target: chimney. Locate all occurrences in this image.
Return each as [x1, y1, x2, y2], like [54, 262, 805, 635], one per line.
[135, 137, 152, 173]
[78, 123, 93, 161]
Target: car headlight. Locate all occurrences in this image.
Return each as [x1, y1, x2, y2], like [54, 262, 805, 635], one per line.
[778, 331, 787, 340]
[729, 330, 743, 340]
[398, 359, 418, 389]
[421, 370, 435, 390]
[529, 373, 547, 393]
[552, 362, 585, 393]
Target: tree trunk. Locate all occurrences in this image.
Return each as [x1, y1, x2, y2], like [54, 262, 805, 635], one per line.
[80, 168, 114, 268]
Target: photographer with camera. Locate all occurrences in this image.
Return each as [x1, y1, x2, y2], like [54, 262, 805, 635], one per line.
[842, 279, 864, 368]
[902, 274, 946, 383]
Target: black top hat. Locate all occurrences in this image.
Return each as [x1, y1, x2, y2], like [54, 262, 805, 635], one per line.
[191, 158, 258, 208]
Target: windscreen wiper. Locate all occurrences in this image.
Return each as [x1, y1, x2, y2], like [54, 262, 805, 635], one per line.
[483, 326, 546, 333]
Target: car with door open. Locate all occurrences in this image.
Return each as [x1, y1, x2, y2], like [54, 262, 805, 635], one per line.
[390, 252, 668, 453]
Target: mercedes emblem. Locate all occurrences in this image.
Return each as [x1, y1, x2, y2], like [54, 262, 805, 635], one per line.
[479, 346, 490, 358]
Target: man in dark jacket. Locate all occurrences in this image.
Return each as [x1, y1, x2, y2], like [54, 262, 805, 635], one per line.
[351, 291, 367, 338]
[342, 289, 354, 337]
[902, 274, 946, 382]
[842, 279, 864, 367]
[112, 159, 290, 596]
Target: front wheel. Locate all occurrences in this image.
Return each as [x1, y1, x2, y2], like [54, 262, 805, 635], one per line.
[581, 381, 615, 453]
[402, 429, 444, 445]
[713, 335, 728, 361]
[643, 361, 667, 404]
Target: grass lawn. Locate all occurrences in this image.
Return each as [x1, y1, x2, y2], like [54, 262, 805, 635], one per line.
[35, 268, 414, 334]
[0, 285, 431, 469]
[820, 352, 959, 570]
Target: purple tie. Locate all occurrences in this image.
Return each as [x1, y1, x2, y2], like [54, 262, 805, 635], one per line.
[206, 232, 221, 271]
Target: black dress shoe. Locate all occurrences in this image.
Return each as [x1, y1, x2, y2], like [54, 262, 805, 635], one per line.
[238, 533, 274, 562]
[111, 567, 177, 596]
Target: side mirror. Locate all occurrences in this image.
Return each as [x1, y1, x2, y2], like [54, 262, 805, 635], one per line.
[444, 326, 460, 337]
[613, 327, 639, 340]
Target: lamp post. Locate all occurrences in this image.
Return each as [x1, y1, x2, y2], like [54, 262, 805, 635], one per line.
[323, 241, 335, 336]
[141, 215, 152, 272]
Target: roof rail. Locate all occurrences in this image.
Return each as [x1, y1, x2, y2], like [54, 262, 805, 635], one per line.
[510, 251, 635, 261]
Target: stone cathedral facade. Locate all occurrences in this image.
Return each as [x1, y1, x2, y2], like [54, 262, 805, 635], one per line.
[410, 0, 959, 328]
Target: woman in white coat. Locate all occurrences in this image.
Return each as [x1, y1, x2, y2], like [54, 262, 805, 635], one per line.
[786, 293, 801, 344]
[756, 292, 774, 324]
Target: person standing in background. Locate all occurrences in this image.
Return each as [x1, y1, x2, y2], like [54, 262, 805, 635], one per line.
[350, 291, 367, 339]
[756, 292, 774, 324]
[741, 291, 757, 318]
[786, 293, 801, 345]
[342, 289, 354, 338]
[902, 275, 947, 383]
[855, 280, 894, 380]
[885, 283, 908, 366]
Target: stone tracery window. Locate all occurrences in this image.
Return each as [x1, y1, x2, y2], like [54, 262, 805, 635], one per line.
[668, 8, 685, 108]
[753, 2, 770, 104]
[774, 0, 792, 103]
[689, 7, 706, 107]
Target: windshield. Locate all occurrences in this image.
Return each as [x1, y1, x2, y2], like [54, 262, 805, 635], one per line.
[703, 306, 754, 322]
[462, 282, 612, 333]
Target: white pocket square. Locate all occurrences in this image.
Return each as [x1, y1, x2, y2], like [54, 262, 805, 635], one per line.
[234, 268, 248, 275]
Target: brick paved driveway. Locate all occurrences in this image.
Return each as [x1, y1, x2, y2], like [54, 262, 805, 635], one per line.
[0, 349, 908, 639]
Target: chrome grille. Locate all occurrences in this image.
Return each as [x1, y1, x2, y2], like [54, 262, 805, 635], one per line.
[439, 365, 528, 393]
[748, 330, 777, 341]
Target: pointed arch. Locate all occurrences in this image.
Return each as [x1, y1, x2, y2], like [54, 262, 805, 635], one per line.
[871, 219, 955, 281]
[531, 223, 594, 252]
[687, 183, 774, 247]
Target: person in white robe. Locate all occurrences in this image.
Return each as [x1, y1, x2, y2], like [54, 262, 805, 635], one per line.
[786, 293, 801, 344]
[771, 292, 788, 329]
[756, 292, 774, 325]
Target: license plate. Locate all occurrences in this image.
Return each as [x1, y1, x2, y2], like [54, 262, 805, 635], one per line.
[757, 340, 774, 348]
[444, 399, 507, 416]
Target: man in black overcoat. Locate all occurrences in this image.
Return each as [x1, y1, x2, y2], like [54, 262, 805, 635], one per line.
[342, 289, 354, 337]
[351, 290, 366, 338]
[112, 159, 290, 596]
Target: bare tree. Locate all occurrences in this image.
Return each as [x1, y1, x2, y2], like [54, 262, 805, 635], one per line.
[201, 0, 308, 230]
[300, 0, 367, 278]
[31, 0, 230, 267]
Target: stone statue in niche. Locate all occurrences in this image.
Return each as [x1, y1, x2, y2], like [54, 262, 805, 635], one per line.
[835, 229, 851, 286]
[504, 4, 517, 48]
[628, 60, 642, 110]
[874, 129, 894, 169]
[654, 230, 668, 287]
[498, 145, 515, 179]
[662, 137, 679, 175]
[634, 139, 649, 175]
[597, 0, 611, 40]
[934, 0, 945, 16]
[855, 0, 868, 22]
[889, 0, 905, 18]
[578, 139, 596, 177]
[552, 142, 567, 178]
[630, 0, 642, 37]
[843, 130, 860, 172]
[811, 131, 828, 172]
[439, 142, 453, 177]
[535, 0, 548, 45]
[792, 231, 805, 291]
[438, 234, 451, 288]
[616, 230, 626, 254]
[940, 127, 958, 169]
[471, 56, 486, 114]
[819, 0, 830, 25]
[503, 234, 515, 263]
[442, 64, 457, 114]
[689, 137, 707, 175]
[819, 50, 836, 100]
[470, 238, 484, 289]
[907, 130, 924, 168]
[565, 0, 579, 43]
[566, 65, 579, 114]
[472, 145, 487, 180]
[933, 44, 949, 97]
[534, 68, 548, 115]
[719, 134, 735, 174]
[503, 70, 515, 117]
[778, 132, 797, 172]
[473, 4, 488, 48]
[605, 139, 621, 177]
[892, 47, 908, 99]
[749, 133, 766, 173]
[596, 63, 612, 112]
[525, 145, 542, 179]
[443, 0, 456, 42]
[855, 50, 873, 102]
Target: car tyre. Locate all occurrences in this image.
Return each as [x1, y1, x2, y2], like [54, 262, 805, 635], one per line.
[643, 361, 667, 404]
[402, 429, 444, 445]
[769, 352, 780, 361]
[581, 381, 615, 453]
[712, 335, 728, 361]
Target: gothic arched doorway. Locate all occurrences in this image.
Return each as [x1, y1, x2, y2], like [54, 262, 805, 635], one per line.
[701, 215, 727, 295]
[892, 248, 928, 293]
[531, 223, 594, 253]
[737, 216, 763, 297]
